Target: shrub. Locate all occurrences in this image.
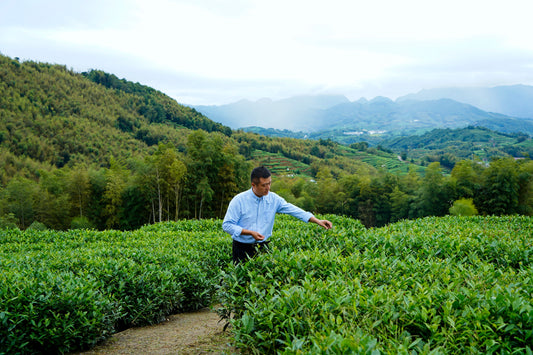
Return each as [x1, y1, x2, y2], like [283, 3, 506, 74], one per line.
[70, 216, 96, 229]
[0, 219, 231, 353]
[26, 220, 47, 231]
[449, 198, 478, 216]
[0, 213, 19, 230]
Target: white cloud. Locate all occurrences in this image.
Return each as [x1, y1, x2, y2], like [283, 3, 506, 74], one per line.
[1, 0, 533, 104]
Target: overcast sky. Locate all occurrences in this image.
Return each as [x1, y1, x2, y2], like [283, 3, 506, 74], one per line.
[1, 0, 533, 105]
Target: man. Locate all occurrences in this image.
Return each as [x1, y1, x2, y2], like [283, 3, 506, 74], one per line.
[223, 166, 333, 264]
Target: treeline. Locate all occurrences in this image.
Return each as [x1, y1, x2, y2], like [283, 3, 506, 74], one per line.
[271, 157, 533, 227]
[1, 148, 532, 230]
[0, 130, 249, 230]
[82, 70, 232, 135]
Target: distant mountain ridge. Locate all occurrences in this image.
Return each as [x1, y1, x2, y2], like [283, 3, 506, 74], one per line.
[397, 85, 533, 119]
[193, 95, 349, 131]
[194, 91, 533, 138]
[315, 97, 533, 136]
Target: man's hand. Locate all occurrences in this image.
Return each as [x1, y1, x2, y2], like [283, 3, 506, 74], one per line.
[310, 217, 333, 230]
[242, 229, 265, 241]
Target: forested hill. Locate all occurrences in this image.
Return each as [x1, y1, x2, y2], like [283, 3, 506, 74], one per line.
[0, 54, 230, 171]
[0, 54, 421, 230]
[2, 54, 532, 232]
[381, 126, 533, 168]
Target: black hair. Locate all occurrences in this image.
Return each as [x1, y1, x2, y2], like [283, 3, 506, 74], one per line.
[251, 166, 271, 184]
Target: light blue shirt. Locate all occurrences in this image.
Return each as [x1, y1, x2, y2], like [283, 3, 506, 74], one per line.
[222, 188, 314, 244]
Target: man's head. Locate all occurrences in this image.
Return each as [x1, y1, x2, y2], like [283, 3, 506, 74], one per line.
[251, 166, 271, 197]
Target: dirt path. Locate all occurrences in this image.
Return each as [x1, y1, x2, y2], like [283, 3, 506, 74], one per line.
[75, 308, 237, 355]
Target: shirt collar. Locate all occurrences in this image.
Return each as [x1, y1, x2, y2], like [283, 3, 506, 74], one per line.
[249, 187, 264, 201]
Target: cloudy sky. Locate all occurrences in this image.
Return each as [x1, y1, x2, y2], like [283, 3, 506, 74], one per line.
[1, 0, 533, 105]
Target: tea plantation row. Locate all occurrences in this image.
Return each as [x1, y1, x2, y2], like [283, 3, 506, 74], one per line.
[0, 219, 230, 354]
[2, 215, 532, 354]
[220, 215, 533, 354]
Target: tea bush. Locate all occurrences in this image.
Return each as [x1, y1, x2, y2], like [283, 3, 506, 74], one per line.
[0, 221, 231, 354]
[220, 215, 533, 354]
[2, 215, 532, 354]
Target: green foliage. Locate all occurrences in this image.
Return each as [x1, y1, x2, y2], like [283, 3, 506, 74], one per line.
[219, 215, 533, 354]
[449, 198, 478, 216]
[476, 158, 520, 215]
[0, 54, 230, 177]
[1, 53, 533, 230]
[382, 126, 533, 164]
[0, 213, 19, 230]
[26, 220, 47, 231]
[70, 216, 96, 230]
[0, 219, 231, 354]
[83, 70, 232, 135]
[2, 215, 533, 354]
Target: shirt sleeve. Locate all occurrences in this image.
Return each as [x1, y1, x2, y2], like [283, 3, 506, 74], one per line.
[276, 194, 313, 222]
[222, 196, 244, 238]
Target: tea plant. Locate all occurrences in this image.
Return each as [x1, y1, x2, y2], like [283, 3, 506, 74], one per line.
[219, 215, 533, 354]
[2, 215, 532, 354]
[0, 220, 231, 354]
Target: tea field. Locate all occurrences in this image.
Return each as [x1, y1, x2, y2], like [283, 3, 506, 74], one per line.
[0, 219, 231, 354]
[220, 215, 533, 354]
[1, 215, 533, 354]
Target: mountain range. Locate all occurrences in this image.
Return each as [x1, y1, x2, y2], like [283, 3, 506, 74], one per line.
[192, 85, 533, 139]
[397, 85, 533, 119]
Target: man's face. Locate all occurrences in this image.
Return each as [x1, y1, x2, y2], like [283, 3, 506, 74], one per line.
[252, 176, 271, 197]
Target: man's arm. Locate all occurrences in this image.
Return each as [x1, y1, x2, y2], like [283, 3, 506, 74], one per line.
[309, 216, 333, 230]
[240, 229, 265, 241]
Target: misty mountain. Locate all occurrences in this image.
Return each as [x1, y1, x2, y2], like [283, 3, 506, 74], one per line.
[313, 97, 533, 136]
[195, 92, 533, 138]
[193, 95, 349, 131]
[397, 85, 533, 119]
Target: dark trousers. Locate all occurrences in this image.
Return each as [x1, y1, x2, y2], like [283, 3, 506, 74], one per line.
[232, 239, 270, 264]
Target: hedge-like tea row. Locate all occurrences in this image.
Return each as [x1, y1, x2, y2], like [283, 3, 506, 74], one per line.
[219, 215, 533, 354]
[0, 220, 231, 354]
[3, 215, 533, 354]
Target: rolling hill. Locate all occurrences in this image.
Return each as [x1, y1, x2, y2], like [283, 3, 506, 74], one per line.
[0, 54, 424, 184]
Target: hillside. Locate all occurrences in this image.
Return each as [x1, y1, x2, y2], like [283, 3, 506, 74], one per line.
[0, 54, 421, 181]
[381, 126, 533, 167]
[0, 55, 230, 175]
[0, 53, 430, 182]
[1, 54, 437, 230]
[2, 54, 532, 232]
[317, 97, 533, 137]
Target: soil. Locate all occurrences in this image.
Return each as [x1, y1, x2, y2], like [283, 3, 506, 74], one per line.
[74, 307, 238, 355]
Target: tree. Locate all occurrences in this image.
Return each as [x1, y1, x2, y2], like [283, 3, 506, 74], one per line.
[185, 130, 232, 218]
[315, 167, 343, 214]
[389, 186, 410, 222]
[196, 177, 213, 219]
[411, 162, 453, 218]
[517, 160, 533, 215]
[67, 164, 90, 218]
[169, 158, 187, 220]
[451, 160, 482, 199]
[477, 158, 519, 215]
[2, 177, 37, 229]
[103, 160, 128, 229]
